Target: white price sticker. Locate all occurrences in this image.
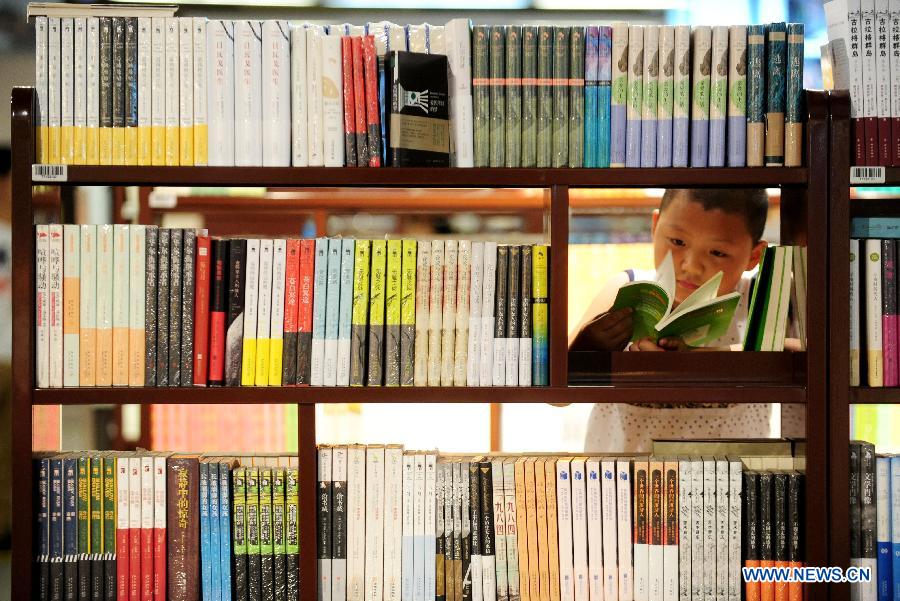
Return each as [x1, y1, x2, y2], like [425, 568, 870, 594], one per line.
[32, 164, 68, 182]
[850, 166, 886, 184]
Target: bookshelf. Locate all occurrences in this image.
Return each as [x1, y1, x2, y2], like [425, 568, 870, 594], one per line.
[10, 85, 833, 601]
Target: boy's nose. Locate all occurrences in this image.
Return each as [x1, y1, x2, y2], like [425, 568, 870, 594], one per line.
[679, 252, 705, 279]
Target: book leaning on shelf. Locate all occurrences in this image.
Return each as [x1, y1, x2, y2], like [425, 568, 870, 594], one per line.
[30, 4, 806, 169]
[33, 226, 551, 388]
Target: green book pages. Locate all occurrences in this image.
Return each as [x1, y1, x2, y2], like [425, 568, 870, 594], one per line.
[505, 26, 523, 168]
[400, 239, 417, 386]
[367, 240, 387, 386]
[489, 25, 507, 167]
[349, 240, 371, 387]
[568, 26, 585, 168]
[743, 246, 773, 351]
[472, 26, 490, 167]
[536, 26, 554, 168]
[521, 26, 538, 168]
[552, 26, 570, 167]
[385, 239, 403, 387]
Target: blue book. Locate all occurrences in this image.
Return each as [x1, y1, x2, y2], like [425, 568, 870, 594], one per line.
[625, 24, 643, 167]
[672, 25, 691, 167]
[610, 22, 628, 167]
[337, 238, 355, 386]
[690, 26, 712, 167]
[746, 25, 767, 166]
[219, 462, 233, 601]
[765, 22, 787, 166]
[48, 457, 63, 599]
[584, 26, 600, 168]
[891, 456, 900, 601]
[597, 26, 612, 168]
[324, 238, 343, 386]
[727, 26, 748, 167]
[853, 217, 900, 238]
[209, 462, 222, 601]
[62, 457, 78, 598]
[877, 456, 892, 601]
[200, 461, 212, 601]
[656, 26, 675, 167]
[311, 238, 328, 386]
[708, 26, 729, 167]
[640, 25, 659, 167]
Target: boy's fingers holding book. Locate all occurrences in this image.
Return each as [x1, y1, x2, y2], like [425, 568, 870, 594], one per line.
[629, 337, 667, 352]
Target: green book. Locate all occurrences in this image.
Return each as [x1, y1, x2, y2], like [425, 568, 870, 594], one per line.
[552, 26, 570, 167]
[536, 26, 554, 168]
[568, 26, 585, 168]
[246, 467, 262, 601]
[472, 26, 490, 167]
[349, 240, 371, 387]
[610, 251, 740, 347]
[232, 467, 248, 601]
[367, 240, 387, 386]
[531, 245, 549, 386]
[259, 468, 274, 601]
[89, 455, 103, 599]
[76, 456, 90, 601]
[285, 467, 300, 601]
[400, 239, 417, 386]
[489, 25, 507, 167]
[272, 468, 287, 600]
[505, 25, 523, 168]
[102, 455, 116, 601]
[385, 239, 403, 386]
[521, 26, 539, 168]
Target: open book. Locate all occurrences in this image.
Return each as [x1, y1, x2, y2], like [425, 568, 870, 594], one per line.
[610, 252, 741, 347]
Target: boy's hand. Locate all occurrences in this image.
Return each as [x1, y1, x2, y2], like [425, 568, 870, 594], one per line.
[628, 336, 689, 351]
[628, 337, 667, 351]
[573, 307, 634, 351]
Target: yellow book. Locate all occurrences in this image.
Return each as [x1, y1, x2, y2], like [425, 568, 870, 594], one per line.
[59, 127, 74, 164]
[178, 17, 194, 166]
[127, 226, 146, 386]
[38, 127, 49, 164]
[515, 457, 532, 601]
[534, 458, 551, 601]
[164, 18, 179, 166]
[151, 126, 165, 166]
[193, 124, 208, 166]
[112, 128, 126, 166]
[242, 240, 261, 386]
[125, 128, 138, 166]
[111, 225, 130, 386]
[192, 17, 208, 165]
[48, 17, 61, 164]
[544, 458, 562, 601]
[48, 129, 61, 164]
[99, 128, 113, 165]
[255, 240, 275, 386]
[73, 129, 86, 165]
[36, 17, 49, 163]
[60, 18, 75, 164]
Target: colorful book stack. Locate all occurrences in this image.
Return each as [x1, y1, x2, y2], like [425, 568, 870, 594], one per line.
[33, 225, 551, 389]
[31, 7, 805, 169]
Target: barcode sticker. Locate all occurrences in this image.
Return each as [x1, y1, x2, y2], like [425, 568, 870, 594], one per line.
[32, 164, 68, 182]
[850, 166, 886, 184]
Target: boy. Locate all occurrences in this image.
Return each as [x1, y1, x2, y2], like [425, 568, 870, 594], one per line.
[568, 187, 804, 451]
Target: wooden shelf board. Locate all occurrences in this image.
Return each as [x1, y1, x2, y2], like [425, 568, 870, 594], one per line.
[850, 387, 900, 404]
[38, 166, 810, 188]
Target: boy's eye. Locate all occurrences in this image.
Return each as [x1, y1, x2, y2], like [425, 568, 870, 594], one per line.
[711, 250, 728, 258]
[669, 238, 685, 247]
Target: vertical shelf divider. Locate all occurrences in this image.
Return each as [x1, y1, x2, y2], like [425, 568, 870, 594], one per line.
[549, 184, 569, 387]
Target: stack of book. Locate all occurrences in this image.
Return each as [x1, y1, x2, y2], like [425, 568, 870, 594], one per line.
[822, 0, 900, 167]
[743, 245, 808, 351]
[33, 225, 550, 389]
[31, 5, 805, 169]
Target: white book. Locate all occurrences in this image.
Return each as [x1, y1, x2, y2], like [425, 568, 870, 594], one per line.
[454, 240, 471, 385]
[876, 0, 892, 129]
[73, 17, 86, 164]
[663, 462, 679, 601]
[585, 459, 604, 601]
[269, 239, 287, 385]
[427, 241, 444, 386]
[318, 446, 333, 601]
[481, 462, 497, 601]
[337, 239, 355, 387]
[649, 461, 664, 601]
[426, 23, 445, 54]
[678, 460, 692, 601]
[505, 250, 519, 387]
[480, 242, 498, 386]
[153, 455, 167, 583]
[262, 20, 291, 167]
[136, 17, 151, 165]
[727, 458, 742, 601]
[35, 17, 49, 163]
[847, 232, 858, 384]
[401, 453, 415, 601]
[690, 458, 705, 601]
[60, 18, 73, 165]
[640, 24, 659, 168]
[95, 225, 113, 386]
[424, 454, 438, 601]
[467, 242, 484, 385]
[207, 20, 235, 166]
[518, 247, 532, 388]
[602, 459, 619, 601]
[192, 17, 207, 166]
[634, 460, 650, 601]
[876, 457, 891, 601]
[571, 458, 589, 601]
[255, 239, 274, 386]
[865, 239, 883, 386]
[62, 225, 80, 387]
[365, 446, 386, 601]
[141, 455, 155, 565]
[671, 25, 691, 167]
[307, 26, 325, 166]
[413, 242, 431, 386]
[616, 459, 634, 601]
[384, 447, 404, 601]
[115, 457, 129, 566]
[234, 20, 262, 166]
[311, 238, 328, 386]
[128, 456, 141, 565]
[321, 33, 344, 167]
[440, 240, 459, 386]
[862, 0, 879, 129]
[442, 461, 455, 601]
[445, 18, 474, 167]
[150, 17, 166, 166]
[332, 447, 349, 601]
[413, 453, 427, 601]
[656, 25, 675, 168]
[290, 23, 309, 166]
[557, 459, 575, 601]
[178, 17, 194, 166]
[455, 461, 467, 601]
[324, 239, 342, 387]
[347, 445, 367, 601]
[48, 18, 60, 164]
[35, 227, 50, 388]
[241, 239, 260, 386]
[407, 24, 427, 52]
[702, 459, 716, 601]
[111, 224, 130, 387]
[86, 17, 100, 165]
[714, 459, 729, 601]
[503, 460, 521, 601]
[164, 18, 179, 166]
[78, 226, 96, 386]
[491, 459, 509, 601]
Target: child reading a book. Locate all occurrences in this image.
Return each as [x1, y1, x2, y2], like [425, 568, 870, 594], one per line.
[568, 187, 805, 451]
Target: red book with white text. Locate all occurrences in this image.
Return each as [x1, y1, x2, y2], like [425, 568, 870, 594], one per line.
[362, 35, 382, 167]
[341, 37, 357, 167]
[352, 36, 369, 167]
[207, 238, 228, 386]
[141, 456, 154, 601]
[129, 456, 141, 601]
[192, 236, 211, 386]
[282, 239, 301, 385]
[297, 239, 315, 385]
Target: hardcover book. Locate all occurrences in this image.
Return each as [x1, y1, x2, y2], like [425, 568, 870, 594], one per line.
[765, 23, 787, 166]
[521, 26, 538, 167]
[489, 25, 507, 167]
[746, 25, 767, 166]
[708, 26, 729, 167]
[473, 25, 490, 167]
[568, 26, 585, 168]
[506, 26, 523, 168]
[552, 26, 570, 168]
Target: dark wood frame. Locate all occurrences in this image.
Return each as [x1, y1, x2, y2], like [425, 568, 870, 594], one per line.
[11, 85, 833, 601]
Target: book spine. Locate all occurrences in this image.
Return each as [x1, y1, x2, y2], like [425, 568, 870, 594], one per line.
[603, 460, 622, 601]
[138, 456, 152, 601]
[479, 243, 497, 386]
[468, 460, 483, 601]
[413, 242, 431, 386]
[708, 25, 729, 167]
[454, 241, 471, 386]
[552, 26, 570, 168]
[861, 444, 879, 601]
[703, 460, 717, 601]
[892, 0, 900, 165]
[537, 26, 554, 168]
[269, 239, 288, 385]
[531, 246, 549, 386]
[883, 239, 899, 386]
[290, 23, 308, 167]
[246, 467, 262, 601]
[890, 457, 900, 601]
[271, 467, 285, 601]
[322, 34, 345, 168]
[728, 460, 743, 601]
[154, 228, 170, 386]
[107, 18, 123, 164]
[305, 26, 324, 166]
[347, 447, 367, 601]
[401, 454, 415, 601]
[480, 462, 497, 601]
[336, 239, 355, 386]
[189, 18, 207, 166]
[866, 239, 884, 386]
[586, 459, 604, 601]
[349, 240, 371, 386]
[341, 37, 358, 166]
[366, 447, 387, 601]
[96, 225, 113, 387]
[634, 460, 650, 601]
[282, 239, 301, 385]
[728, 26, 748, 167]
[445, 19, 474, 168]
[259, 469, 275, 601]
[492, 246, 509, 386]
[649, 460, 664, 601]
[851, 239, 861, 386]
[85, 17, 100, 165]
[598, 26, 613, 168]
[200, 462, 211, 600]
[319, 448, 334, 601]
[73, 17, 86, 165]
[385, 447, 403, 601]
[552, 459, 571, 601]
[746, 25, 766, 166]
[149, 18, 165, 166]
[435, 461, 448, 601]
[609, 22, 629, 167]
[125, 457, 139, 601]
[488, 26, 507, 168]
[234, 238, 255, 386]
[691, 26, 712, 167]
[765, 23, 787, 166]
[63, 225, 80, 387]
[192, 236, 210, 386]
[568, 26, 585, 168]
[877, 0, 892, 164]
[58, 457, 73, 600]
[167, 229, 183, 387]
[262, 20, 291, 167]
[670, 25, 690, 167]
[625, 25, 644, 168]
[48, 458, 62, 601]
[401, 240, 418, 386]
[162, 18, 178, 166]
[784, 23, 804, 166]
[36, 17, 49, 163]
[330, 449, 347, 601]
[466, 243, 484, 386]
[311, 238, 328, 386]
[641, 25, 659, 168]
[58, 19, 73, 165]
[207, 20, 235, 166]
[506, 26, 523, 168]
[102, 457, 115, 601]
[427, 241, 445, 386]
[180, 229, 195, 386]
[207, 238, 228, 386]
[440, 241, 459, 386]
[232, 468, 248, 601]
[351, 36, 368, 167]
[297, 239, 315, 385]
[520, 26, 538, 168]
[505, 246, 520, 386]
[324, 239, 342, 387]
[472, 26, 490, 167]
[616, 459, 634, 601]
[362, 35, 382, 167]
[368, 240, 388, 386]
[570, 458, 588, 601]
[716, 460, 731, 601]
[489, 460, 508, 601]
[255, 239, 274, 386]
[385, 240, 403, 386]
[585, 26, 600, 169]
[127, 226, 146, 386]
[48, 225, 63, 389]
[48, 17, 61, 164]
[234, 20, 262, 167]
[36, 226, 49, 388]
[123, 18, 138, 166]
[656, 26, 674, 168]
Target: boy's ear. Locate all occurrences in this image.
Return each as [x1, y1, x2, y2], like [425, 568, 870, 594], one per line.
[651, 209, 660, 236]
[746, 240, 768, 271]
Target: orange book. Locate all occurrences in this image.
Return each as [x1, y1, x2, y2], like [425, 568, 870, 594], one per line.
[78, 225, 97, 386]
[128, 226, 147, 386]
[95, 225, 114, 386]
[544, 458, 561, 601]
[62, 225, 81, 387]
[112, 225, 130, 386]
[534, 458, 551, 601]
[514, 458, 531, 601]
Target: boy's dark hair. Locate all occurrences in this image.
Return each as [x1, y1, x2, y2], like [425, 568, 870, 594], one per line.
[660, 188, 769, 242]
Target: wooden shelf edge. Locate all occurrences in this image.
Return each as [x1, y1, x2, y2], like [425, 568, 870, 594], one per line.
[849, 387, 900, 404]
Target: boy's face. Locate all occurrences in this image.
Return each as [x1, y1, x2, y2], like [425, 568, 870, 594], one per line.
[651, 196, 767, 304]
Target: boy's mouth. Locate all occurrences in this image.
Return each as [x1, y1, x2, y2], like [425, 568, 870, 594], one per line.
[677, 279, 700, 291]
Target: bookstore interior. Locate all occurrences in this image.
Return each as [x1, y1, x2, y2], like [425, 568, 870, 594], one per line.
[2, 0, 900, 599]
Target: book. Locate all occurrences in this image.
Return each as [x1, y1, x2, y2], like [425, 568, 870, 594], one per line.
[493, 245, 509, 386]
[672, 25, 691, 167]
[690, 26, 712, 167]
[337, 239, 355, 387]
[506, 25, 523, 168]
[350, 240, 371, 387]
[467, 243, 484, 387]
[167, 456, 199, 601]
[521, 26, 538, 168]
[207, 238, 228, 387]
[472, 25, 490, 168]
[385, 446, 403, 601]
[625, 25, 644, 168]
[368, 240, 388, 386]
[784, 23, 804, 166]
[150, 18, 165, 165]
[454, 241, 471, 386]
[536, 26, 554, 168]
[641, 25, 659, 167]
[168, 229, 183, 386]
[259, 468, 275, 600]
[603, 460, 621, 601]
[255, 240, 274, 386]
[708, 26, 729, 167]
[262, 21, 291, 167]
[234, 20, 262, 167]
[585, 26, 600, 169]
[610, 22, 629, 167]
[747, 25, 766, 166]
[73, 17, 86, 164]
[552, 26, 570, 168]
[331, 448, 347, 601]
[586, 459, 604, 601]
[128, 226, 146, 387]
[324, 238, 343, 387]
[177, 17, 194, 166]
[341, 36, 357, 167]
[445, 18, 474, 168]
[269, 240, 287, 385]
[413, 241, 430, 387]
[347, 446, 366, 601]
[744, 471, 760, 601]
[62, 225, 80, 387]
[656, 25, 675, 168]
[883, 239, 899, 386]
[568, 26, 585, 168]
[489, 25, 507, 167]
[311, 238, 328, 386]
[385, 240, 403, 386]
[221, 238, 246, 387]
[96, 225, 114, 386]
[400, 240, 417, 386]
[290, 23, 309, 167]
[298, 239, 315, 385]
[163, 18, 178, 165]
[765, 23, 788, 166]
[322, 34, 345, 168]
[272, 467, 286, 601]
[47, 225, 63, 389]
[728, 26, 748, 167]
[207, 20, 235, 166]
[505, 246, 521, 387]
[362, 36, 383, 167]
[440, 241, 459, 386]
[282, 240, 301, 385]
[851, 239, 861, 386]
[427, 241, 444, 386]
[610, 251, 740, 346]
[531, 245, 549, 386]
[180, 229, 196, 386]
[597, 26, 613, 168]
[247, 466, 262, 601]
[649, 460, 664, 601]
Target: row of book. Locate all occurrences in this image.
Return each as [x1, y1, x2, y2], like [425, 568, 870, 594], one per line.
[848, 441, 900, 601]
[30, 7, 805, 169]
[34, 225, 550, 389]
[33, 452, 300, 601]
[744, 246, 808, 352]
[822, 0, 900, 167]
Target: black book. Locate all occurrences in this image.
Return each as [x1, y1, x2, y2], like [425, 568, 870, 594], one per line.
[111, 18, 125, 133]
[208, 239, 229, 387]
[451, 462, 463, 601]
[772, 472, 788, 566]
[494, 246, 509, 383]
[465, 460, 481, 601]
[385, 51, 451, 167]
[317, 456, 333, 601]
[331, 463, 347, 601]
[180, 229, 196, 386]
[246, 467, 262, 601]
[551, 26, 570, 167]
[435, 462, 446, 601]
[168, 228, 183, 386]
[49, 458, 63, 601]
[272, 469, 287, 601]
[144, 226, 158, 386]
[156, 229, 170, 386]
[478, 461, 495, 565]
[124, 18, 137, 135]
[850, 442, 861, 563]
[758, 471, 773, 567]
[281, 242, 300, 386]
[506, 245, 521, 384]
[520, 245, 533, 382]
[225, 239, 247, 386]
[743, 471, 759, 565]
[259, 470, 274, 601]
[787, 472, 804, 565]
[285, 468, 301, 601]
[35, 458, 50, 601]
[62, 457, 78, 601]
[233, 467, 249, 601]
[859, 442, 877, 565]
[98, 18, 112, 134]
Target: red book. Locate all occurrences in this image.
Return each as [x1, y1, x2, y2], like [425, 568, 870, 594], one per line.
[866, 116, 879, 165]
[893, 116, 900, 166]
[129, 458, 141, 601]
[853, 118, 866, 165]
[341, 36, 357, 167]
[282, 239, 301, 385]
[116, 460, 129, 601]
[296, 239, 315, 385]
[192, 236, 211, 386]
[352, 36, 369, 167]
[362, 35, 382, 167]
[207, 239, 228, 386]
[152, 457, 166, 601]
[879, 116, 892, 166]
[141, 459, 153, 601]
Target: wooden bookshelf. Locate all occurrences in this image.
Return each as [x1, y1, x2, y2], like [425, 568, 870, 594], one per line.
[10, 85, 834, 601]
[849, 388, 900, 403]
